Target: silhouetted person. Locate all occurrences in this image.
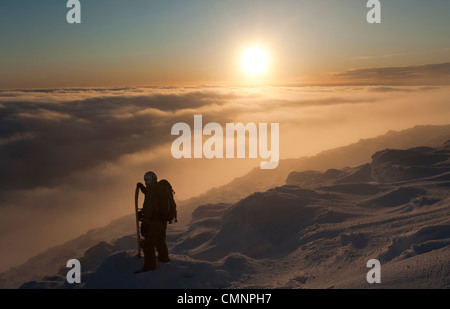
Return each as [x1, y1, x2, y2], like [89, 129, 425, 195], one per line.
[137, 171, 170, 271]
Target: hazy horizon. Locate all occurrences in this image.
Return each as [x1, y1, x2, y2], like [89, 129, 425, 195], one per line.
[2, 1, 450, 88]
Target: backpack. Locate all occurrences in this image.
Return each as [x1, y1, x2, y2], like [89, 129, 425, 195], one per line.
[154, 179, 177, 224]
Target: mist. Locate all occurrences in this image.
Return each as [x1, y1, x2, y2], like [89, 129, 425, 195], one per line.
[1, 85, 450, 272]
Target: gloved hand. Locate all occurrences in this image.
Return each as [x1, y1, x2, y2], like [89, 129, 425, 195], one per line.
[140, 220, 148, 238]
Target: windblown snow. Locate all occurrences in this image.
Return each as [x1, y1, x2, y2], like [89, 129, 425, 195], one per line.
[5, 140, 450, 289]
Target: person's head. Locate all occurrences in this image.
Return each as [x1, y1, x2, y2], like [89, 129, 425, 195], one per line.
[144, 171, 157, 188]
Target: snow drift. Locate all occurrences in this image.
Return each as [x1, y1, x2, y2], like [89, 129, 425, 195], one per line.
[12, 140, 450, 289]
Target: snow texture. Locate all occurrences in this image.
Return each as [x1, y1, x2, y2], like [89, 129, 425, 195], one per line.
[8, 139, 450, 289]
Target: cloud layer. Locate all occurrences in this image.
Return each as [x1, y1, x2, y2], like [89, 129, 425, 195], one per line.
[334, 62, 450, 85]
[1, 85, 450, 271]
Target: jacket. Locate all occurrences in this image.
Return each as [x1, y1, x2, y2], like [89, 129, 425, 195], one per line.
[137, 182, 158, 223]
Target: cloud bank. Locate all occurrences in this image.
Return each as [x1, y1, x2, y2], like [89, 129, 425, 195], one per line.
[334, 62, 450, 85]
[1, 85, 450, 271]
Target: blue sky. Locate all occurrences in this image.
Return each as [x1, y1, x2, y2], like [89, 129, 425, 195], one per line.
[1, 0, 450, 88]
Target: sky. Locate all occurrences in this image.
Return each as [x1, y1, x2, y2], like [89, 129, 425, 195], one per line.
[1, 0, 450, 88]
[0, 1, 450, 272]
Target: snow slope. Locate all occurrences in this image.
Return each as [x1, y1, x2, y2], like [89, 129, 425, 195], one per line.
[17, 140, 450, 289]
[0, 215, 135, 289]
[178, 124, 450, 223]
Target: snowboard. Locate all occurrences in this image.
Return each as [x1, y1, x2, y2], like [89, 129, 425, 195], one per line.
[134, 186, 142, 258]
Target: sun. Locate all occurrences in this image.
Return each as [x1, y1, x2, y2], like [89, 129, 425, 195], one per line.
[242, 47, 268, 76]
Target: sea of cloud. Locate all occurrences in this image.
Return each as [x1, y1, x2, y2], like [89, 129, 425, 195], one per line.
[0, 85, 449, 271]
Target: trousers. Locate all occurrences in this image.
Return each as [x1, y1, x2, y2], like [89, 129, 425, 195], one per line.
[142, 220, 169, 270]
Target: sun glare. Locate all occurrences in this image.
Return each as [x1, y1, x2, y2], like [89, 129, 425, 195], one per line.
[242, 47, 268, 76]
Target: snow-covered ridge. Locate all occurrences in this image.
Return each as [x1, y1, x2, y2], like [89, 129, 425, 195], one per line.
[15, 139, 450, 289]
